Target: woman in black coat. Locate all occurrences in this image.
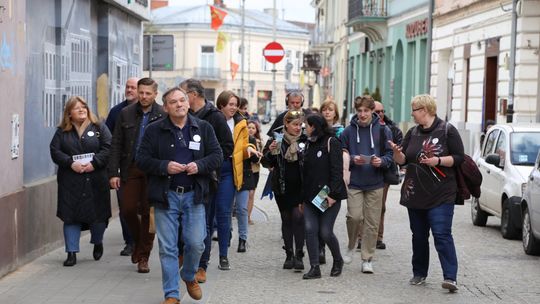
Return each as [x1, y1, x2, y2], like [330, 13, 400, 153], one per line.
[262, 110, 307, 271]
[50, 96, 112, 267]
[301, 114, 347, 279]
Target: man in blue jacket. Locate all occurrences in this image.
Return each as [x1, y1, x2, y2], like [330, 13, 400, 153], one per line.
[136, 87, 222, 304]
[339, 95, 393, 274]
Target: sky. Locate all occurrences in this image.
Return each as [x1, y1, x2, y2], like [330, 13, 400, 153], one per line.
[168, 0, 316, 23]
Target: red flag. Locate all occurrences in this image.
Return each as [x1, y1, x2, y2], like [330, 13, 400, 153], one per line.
[230, 61, 239, 80]
[210, 5, 227, 30]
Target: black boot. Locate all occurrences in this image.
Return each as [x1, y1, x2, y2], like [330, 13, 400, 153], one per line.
[282, 246, 294, 269]
[319, 246, 326, 265]
[303, 265, 321, 279]
[294, 249, 304, 271]
[237, 239, 246, 253]
[63, 252, 77, 267]
[330, 259, 344, 277]
[93, 243, 103, 261]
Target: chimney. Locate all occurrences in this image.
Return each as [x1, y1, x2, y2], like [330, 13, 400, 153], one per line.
[263, 8, 279, 18]
[151, 0, 169, 10]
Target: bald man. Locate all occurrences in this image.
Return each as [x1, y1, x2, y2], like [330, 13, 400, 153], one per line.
[105, 77, 139, 256]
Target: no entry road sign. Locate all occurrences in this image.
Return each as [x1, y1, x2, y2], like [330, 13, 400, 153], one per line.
[263, 42, 285, 64]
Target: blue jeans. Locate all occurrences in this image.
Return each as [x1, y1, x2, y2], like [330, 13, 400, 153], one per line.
[407, 202, 458, 281]
[235, 190, 249, 241]
[200, 159, 235, 269]
[155, 191, 206, 300]
[63, 222, 106, 252]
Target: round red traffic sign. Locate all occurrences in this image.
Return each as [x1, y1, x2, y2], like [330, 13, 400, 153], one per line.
[263, 41, 285, 64]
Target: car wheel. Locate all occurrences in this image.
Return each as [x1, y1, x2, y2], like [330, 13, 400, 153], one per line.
[471, 197, 488, 226]
[522, 207, 540, 255]
[501, 199, 520, 239]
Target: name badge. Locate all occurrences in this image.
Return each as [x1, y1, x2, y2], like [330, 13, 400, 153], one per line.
[189, 141, 201, 151]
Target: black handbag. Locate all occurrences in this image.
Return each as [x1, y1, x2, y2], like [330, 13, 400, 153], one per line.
[379, 127, 400, 185]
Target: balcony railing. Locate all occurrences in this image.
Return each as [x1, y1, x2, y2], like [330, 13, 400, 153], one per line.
[193, 67, 221, 80]
[347, 0, 388, 42]
[348, 0, 387, 20]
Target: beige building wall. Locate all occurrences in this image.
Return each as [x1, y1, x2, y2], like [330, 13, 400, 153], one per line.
[146, 27, 309, 115]
[431, 0, 540, 153]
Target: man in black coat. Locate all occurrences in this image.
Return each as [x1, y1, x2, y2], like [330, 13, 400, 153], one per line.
[136, 87, 222, 304]
[179, 78, 233, 282]
[108, 77, 165, 274]
[267, 91, 311, 137]
[105, 77, 138, 257]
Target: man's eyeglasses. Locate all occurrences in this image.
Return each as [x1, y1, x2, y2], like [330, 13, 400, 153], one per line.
[375, 110, 385, 114]
[412, 107, 424, 112]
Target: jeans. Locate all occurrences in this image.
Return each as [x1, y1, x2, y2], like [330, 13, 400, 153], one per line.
[234, 190, 249, 241]
[63, 222, 107, 252]
[407, 202, 458, 281]
[200, 159, 235, 269]
[304, 201, 342, 266]
[155, 191, 206, 300]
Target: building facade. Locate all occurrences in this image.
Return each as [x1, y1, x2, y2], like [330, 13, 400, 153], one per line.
[310, 0, 349, 116]
[346, 0, 430, 125]
[431, 0, 540, 152]
[0, 0, 149, 277]
[144, 4, 311, 117]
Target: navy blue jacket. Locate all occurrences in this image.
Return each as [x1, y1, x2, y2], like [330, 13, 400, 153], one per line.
[340, 113, 393, 191]
[136, 115, 223, 209]
[105, 100, 130, 133]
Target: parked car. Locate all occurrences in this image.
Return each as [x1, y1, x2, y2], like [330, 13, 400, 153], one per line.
[471, 123, 540, 239]
[521, 150, 540, 255]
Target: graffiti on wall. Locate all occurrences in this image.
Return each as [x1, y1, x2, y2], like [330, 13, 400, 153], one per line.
[0, 32, 13, 71]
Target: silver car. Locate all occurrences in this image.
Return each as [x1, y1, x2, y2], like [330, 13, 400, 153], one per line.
[521, 150, 540, 255]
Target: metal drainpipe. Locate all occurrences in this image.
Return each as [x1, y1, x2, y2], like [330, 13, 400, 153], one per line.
[426, 0, 434, 92]
[507, 0, 518, 123]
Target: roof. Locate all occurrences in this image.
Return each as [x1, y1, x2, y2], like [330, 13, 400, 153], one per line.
[149, 5, 310, 36]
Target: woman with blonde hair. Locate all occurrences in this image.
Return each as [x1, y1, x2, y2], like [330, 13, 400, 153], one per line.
[262, 110, 308, 271]
[389, 94, 464, 292]
[50, 96, 112, 266]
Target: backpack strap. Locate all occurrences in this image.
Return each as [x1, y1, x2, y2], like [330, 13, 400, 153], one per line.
[327, 137, 332, 153]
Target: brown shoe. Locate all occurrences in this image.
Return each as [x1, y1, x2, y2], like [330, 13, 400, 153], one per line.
[137, 257, 150, 273]
[160, 297, 179, 304]
[183, 279, 202, 300]
[178, 255, 183, 269]
[195, 267, 206, 283]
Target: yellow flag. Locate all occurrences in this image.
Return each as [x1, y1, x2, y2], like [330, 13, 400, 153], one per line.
[300, 71, 305, 88]
[216, 31, 228, 53]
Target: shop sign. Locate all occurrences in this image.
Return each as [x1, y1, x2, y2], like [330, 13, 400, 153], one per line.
[406, 18, 428, 39]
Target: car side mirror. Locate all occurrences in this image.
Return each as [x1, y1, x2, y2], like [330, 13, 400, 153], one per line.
[486, 154, 503, 168]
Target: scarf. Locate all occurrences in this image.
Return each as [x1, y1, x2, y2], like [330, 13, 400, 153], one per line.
[283, 131, 300, 162]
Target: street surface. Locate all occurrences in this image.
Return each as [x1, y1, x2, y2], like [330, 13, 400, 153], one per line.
[0, 172, 539, 303]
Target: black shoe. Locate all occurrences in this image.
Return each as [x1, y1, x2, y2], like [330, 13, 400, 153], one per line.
[63, 252, 77, 267]
[330, 259, 344, 277]
[120, 243, 133, 256]
[218, 256, 230, 270]
[376, 240, 386, 250]
[282, 247, 294, 269]
[356, 240, 362, 251]
[319, 247, 326, 265]
[237, 239, 246, 253]
[302, 265, 321, 279]
[294, 250, 304, 271]
[93, 243, 103, 261]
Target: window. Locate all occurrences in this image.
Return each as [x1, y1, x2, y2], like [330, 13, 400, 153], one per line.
[494, 132, 506, 165]
[510, 132, 540, 166]
[201, 46, 215, 69]
[296, 51, 301, 73]
[483, 129, 499, 157]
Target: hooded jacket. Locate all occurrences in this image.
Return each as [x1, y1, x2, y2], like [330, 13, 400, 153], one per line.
[339, 113, 394, 191]
[192, 100, 233, 160]
[232, 112, 257, 190]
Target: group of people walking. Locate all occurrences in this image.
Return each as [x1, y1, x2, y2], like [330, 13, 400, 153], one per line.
[49, 75, 465, 303]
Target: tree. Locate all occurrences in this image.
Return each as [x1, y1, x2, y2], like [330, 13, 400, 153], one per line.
[371, 87, 382, 102]
[363, 87, 370, 96]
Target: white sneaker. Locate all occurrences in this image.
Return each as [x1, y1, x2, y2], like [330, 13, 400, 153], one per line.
[342, 249, 354, 264]
[361, 260, 373, 273]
